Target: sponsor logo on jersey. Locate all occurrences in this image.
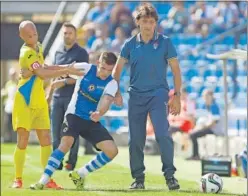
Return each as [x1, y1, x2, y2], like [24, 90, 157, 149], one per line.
[97, 85, 105, 90]
[31, 61, 41, 70]
[79, 90, 97, 103]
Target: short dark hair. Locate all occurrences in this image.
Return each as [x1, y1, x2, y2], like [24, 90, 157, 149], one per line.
[135, 3, 158, 22]
[99, 52, 117, 66]
[63, 22, 76, 32]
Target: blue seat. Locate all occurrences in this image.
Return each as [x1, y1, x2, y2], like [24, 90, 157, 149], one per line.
[216, 69, 223, 78]
[170, 36, 180, 45]
[182, 35, 203, 45]
[237, 68, 247, 76]
[153, 2, 171, 15]
[110, 104, 122, 111]
[234, 93, 247, 108]
[223, 37, 235, 45]
[212, 44, 230, 53]
[196, 98, 205, 108]
[185, 69, 198, 80]
[203, 69, 213, 79]
[185, 85, 193, 93]
[196, 60, 208, 67]
[180, 60, 192, 67]
[239, 34, 247, 45]
[110, 118, 125, 132]
[124, 2, 139, 11]
[100, 118, 107, 127]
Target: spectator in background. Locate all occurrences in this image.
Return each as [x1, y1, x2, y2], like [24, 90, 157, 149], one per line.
[80, 23, 96, 49]
[239, 1, 247, 19]
[168, 87, 195, 150]
[48, 23, 90, 171]
[110, 2, 134, 37]
[160, 2, 188, 34]
[86, 1, 107, 23]
[1, 68, 18, 142]
[110, 27, 127, 53]
[187, 89, 223, 160]
[215, 1, 239, 30]
[211, 7, 226, 33]
[91, 23, 111, 52]
[188, 2, 214, 36]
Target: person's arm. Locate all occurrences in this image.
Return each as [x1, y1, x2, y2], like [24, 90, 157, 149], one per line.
[44, 64, 68, 70]
[112, 57, 127, 87]
[112, 40, 129, 106]
[21, 63, 72, 78]
[112, 40, 129, 83]
[48, 62, 92, 91]
[168, 58, 182, 94]
[96, 95, 115, 116]
[50, 78, 76, 90]
[33, 62, 83, 80]
[166, 38, 182, 115]
[90, 80, 118, 122]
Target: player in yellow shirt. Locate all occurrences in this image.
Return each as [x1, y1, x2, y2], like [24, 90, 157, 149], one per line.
[12, 20, 83, 189]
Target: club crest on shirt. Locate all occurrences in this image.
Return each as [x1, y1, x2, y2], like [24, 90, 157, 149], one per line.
[88, 84, 95, 91]
[153, 42, 158, 49]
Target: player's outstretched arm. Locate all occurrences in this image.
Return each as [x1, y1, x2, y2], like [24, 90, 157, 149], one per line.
[33, 62, 84, 80]
[20, 62, 76, 78]
[44, 62, 75, 70]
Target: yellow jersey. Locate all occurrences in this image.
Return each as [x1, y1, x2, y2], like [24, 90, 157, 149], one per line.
[17, 43, 47, 108]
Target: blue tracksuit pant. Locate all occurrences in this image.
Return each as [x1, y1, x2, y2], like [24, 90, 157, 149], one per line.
[128, 89, 176, 181]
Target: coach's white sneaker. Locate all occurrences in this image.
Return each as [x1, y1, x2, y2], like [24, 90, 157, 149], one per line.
[69, 171, 85, 190]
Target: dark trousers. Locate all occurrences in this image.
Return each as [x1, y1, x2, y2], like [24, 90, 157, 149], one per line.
[189, 128, 213, 157]
[51, 96, 79, 166]
[128, 91, 176, 181]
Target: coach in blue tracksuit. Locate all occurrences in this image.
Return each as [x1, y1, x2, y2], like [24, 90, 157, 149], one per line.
[112, 3, 182, 190]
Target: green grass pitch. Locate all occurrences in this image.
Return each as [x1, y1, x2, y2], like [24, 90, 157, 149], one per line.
[1, 144, 246, 196]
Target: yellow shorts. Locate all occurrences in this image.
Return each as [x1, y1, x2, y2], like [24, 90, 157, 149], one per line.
[12, 93, 50, 131]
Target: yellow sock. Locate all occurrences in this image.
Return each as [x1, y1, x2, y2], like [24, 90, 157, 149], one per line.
[40, 145, 52, 169]
[14, 147, 26, 179]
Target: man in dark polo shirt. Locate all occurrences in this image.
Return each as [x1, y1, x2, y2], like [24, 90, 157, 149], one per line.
[113, 4, 181, 190]
[49, 22, 89, 171]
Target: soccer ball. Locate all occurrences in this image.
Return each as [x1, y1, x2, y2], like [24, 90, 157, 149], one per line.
[200, 173, 223, 193]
